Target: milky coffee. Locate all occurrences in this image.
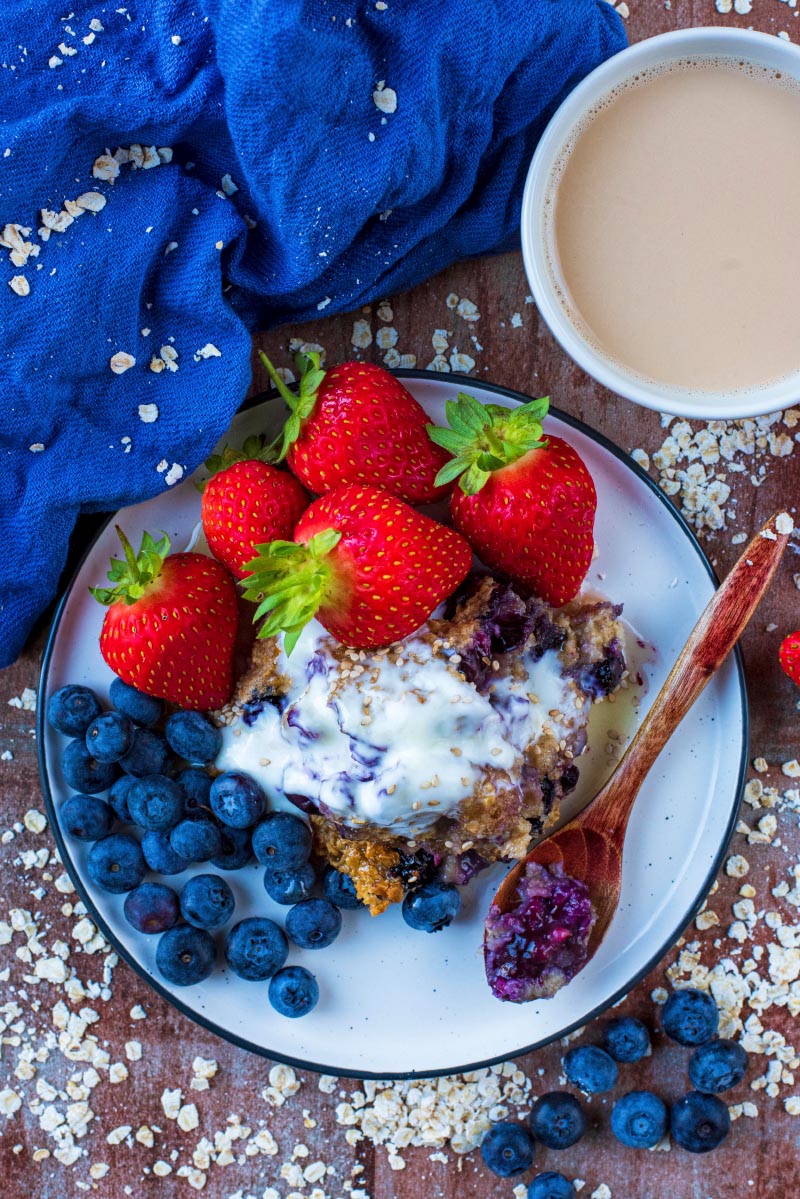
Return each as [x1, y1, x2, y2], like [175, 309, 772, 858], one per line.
[548, 60, 800, 394]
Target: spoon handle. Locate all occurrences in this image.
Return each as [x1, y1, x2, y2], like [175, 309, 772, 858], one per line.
[584, 513, 790, 834]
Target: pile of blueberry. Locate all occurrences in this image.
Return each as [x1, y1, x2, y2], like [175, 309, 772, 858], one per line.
[481, 989, 748, 1195]
[47, 679, 467, 1018]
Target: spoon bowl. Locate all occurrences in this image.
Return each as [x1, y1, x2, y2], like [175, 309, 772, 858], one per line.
[485, 513, 791, 999]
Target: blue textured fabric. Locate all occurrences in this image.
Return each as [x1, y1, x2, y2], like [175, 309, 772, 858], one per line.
[0, 0, 625, 666]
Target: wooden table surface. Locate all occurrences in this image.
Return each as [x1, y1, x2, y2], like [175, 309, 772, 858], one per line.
[3, 5, 800, 1198]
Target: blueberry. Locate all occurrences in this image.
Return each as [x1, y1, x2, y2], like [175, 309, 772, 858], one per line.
[165, 711, 222, 765]
[211, 772, 267, 829]
[211, 826, 253, 871]
[156, 925, 216, 986]
[611, 1091, 668, 1149]
[527, 1174, 574, 1199]
[119, 728, 171, 777]
[127, 775, 184, 831]
[180, 874, 235, 931]
[662, 988, 719, 1047]
[141, 830, 190, 875]
[47, 685, 102, 736]
[322, 865, 364, 909]
[176, 768, 212, 815]
[124, 882, 179, 933]
[87, 833, 146, 893]
[670, 1091, 730, 1153]
[401, 880, 461, 933]
[480, 1121, 535, 1178]
[264, 863, 316, 905]
[169, 818, 222, 863]
[688, 1039, 748, 1094]
[108, 774, 136, 822]
[225, 917, 288, 981]
[268, 966, 319, 1018]
[528, 1092, 586, 1149]
[252, 812, 312, 867]
[562, 1046, 618, 1094]
[61, 739, 119, 794]
[285, 898, 342, 949]
[85, 711, 134, 763]
[603, 1016, 651, 1063]
[60, 794, 115, 841]
[109, 677, 164, 727]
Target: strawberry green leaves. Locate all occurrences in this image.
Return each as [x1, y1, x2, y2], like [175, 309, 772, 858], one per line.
[203, 434, 277, 481]
[90, 527, 170, 607]
[428, 393, 550, 496]
[241, 528, 342, 654]
[259, 351, 326, 462]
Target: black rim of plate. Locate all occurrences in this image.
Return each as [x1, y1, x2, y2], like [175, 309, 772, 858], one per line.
[37, 370, 749, 1080]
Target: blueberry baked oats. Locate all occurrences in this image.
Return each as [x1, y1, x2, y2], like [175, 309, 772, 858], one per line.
[216, 574, 626, 913]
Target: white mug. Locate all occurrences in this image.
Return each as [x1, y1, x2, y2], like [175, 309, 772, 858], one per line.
[521, 27, 800, 420]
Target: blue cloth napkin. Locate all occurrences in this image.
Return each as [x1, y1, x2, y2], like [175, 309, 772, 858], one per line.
[0, 0, 625, 667]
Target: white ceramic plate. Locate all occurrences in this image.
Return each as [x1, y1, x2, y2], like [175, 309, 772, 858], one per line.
[38, 374, 747, 1078]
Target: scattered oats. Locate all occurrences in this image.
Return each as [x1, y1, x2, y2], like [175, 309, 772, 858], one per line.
[164, 240, 178, 255]
[164, 463, 184, 486]
[696, 910, 720, 931]
[110, 351, 135, 375]
[161, 1087, 182, 1119]
[171, 34, 182, 45]
[426, 354, 450, 372]
[785, 1096, 800, 1116]
[195, 343, 222, 359]
[376, 326, 398, 349]
[107, 1125, 131, 1145]
[432, 329, 450, 352]
[777, 512, 794, 536]
[318, 1075, 338, 1093]
[92, 154, 120, 183]
[783, 761, 800, 779]
[754, 758, 769, 774]
[727, 855, 750, 879]
[351, 319, 373, 349]
[192, 1056, 217, 1079]
[377, 302, 394, 322]
[109, 1062, 128, 1083]
[153, 1160, 173, 1176]
[591, 1187, 612, 1199]
[130, 1004, 146, 1020]
[8, 275, 29, 296]
[317, 296, 331, 310]
[373, 84, 398, 113]
[456, 298, 480, 321]
[48, 55, 63, 68]
[23, 809, 46, 833]
[510, 312, 523, 328]
[450, 351, 475, 373]
[34, 957, 67, 983]
[135, 1125, 154, 1146]
[178, 1103, 199, 1131]
[1, 751, 12, 761]
[221, 173, 239, 196]
[631, 448, 650, 471]
[156, 459, 168, 473]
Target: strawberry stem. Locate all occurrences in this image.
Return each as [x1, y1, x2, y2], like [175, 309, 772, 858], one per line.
[90, 528, 170, 607]
[240, 528, 342, 654]
[259, 350, 327, 462]
[115, 525, 141, 584]
[427, 392, 550, 496]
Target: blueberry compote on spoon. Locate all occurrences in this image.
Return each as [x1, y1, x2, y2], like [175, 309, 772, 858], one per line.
[484, 860, 595, 1001]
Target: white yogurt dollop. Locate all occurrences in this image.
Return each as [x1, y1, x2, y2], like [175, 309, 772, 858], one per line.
[216, 619, 577, 836]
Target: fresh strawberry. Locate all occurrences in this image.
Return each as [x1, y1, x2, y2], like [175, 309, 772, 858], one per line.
[427, 393, 596, 606]
[91, 527, 239, 709]
[241, 484, 471, 651]
[780, 630, 800, 687]
[259, 351, 452, 504]
[201, 438, 309, 580]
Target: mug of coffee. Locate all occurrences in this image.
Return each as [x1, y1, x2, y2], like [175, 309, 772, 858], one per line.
[522, 28, 800, 419]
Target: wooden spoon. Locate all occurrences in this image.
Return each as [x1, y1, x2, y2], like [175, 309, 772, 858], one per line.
[486, 512, 791, 996]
